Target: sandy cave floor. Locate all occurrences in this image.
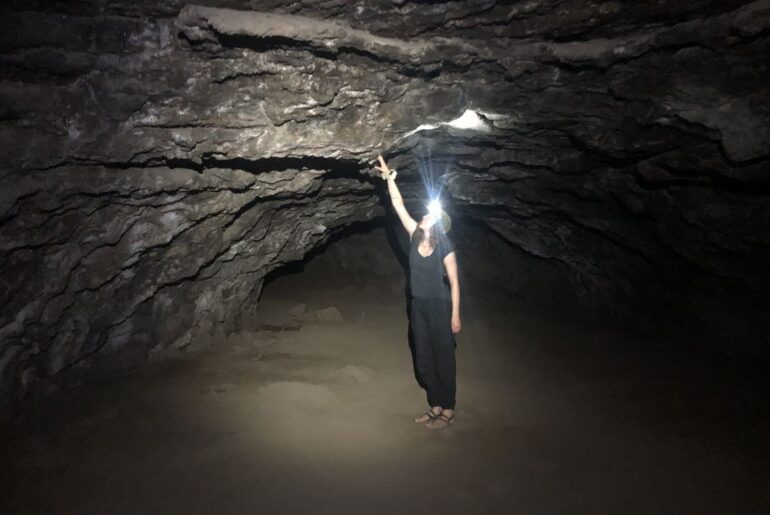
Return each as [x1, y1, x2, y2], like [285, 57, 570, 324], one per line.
[1, 274, 769, 515]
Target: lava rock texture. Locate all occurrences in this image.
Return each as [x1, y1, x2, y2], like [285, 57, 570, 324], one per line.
[1, 0, 769, 407]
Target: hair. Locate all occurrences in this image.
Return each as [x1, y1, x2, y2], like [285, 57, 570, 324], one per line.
[413, 223, 440, 249]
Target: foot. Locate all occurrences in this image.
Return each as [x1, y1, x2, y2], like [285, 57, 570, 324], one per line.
[426, 409, 454, 429]
[413, 407, 442, 424]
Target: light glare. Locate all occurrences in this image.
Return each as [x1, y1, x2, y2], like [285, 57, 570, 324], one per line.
[428, 199, 442, 217]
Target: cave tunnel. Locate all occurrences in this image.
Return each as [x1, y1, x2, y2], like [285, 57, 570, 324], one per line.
[1, 1, 770, 513]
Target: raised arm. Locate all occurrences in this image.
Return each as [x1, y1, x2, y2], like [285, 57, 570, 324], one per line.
[376, 155, 417, 237]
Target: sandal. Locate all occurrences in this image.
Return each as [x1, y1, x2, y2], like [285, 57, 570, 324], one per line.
[426, 412, 455, 429]
[414, 410, 440, 424]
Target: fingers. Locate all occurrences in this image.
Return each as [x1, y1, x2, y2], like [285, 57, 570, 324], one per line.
[377, 154, 388, 170]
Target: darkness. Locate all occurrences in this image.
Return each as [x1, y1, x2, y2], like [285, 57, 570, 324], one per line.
[1, 1, 769, 514]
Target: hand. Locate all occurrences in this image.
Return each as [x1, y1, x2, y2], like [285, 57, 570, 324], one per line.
[451, 314, 461, 334]
[374, 154, 395, 181]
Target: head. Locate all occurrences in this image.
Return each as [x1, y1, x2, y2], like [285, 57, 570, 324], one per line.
[421, 199, 452, 234]
[420, 212, 438, 230]
[416, 203, 451, 247]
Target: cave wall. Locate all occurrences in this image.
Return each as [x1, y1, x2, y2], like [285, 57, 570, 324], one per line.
[2, 0, 769, 407]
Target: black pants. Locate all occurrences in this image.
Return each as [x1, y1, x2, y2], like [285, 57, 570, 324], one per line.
[410, 297, 456, 410]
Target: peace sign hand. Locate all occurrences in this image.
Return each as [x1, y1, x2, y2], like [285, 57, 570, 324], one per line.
[374, 154, 396, 181]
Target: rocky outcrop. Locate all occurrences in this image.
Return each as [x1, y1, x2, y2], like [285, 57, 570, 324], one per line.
[1, 0, 769, 407]
[1, 165, 378, 401]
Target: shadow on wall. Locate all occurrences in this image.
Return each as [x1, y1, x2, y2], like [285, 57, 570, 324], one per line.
[450, 218, 579, 310]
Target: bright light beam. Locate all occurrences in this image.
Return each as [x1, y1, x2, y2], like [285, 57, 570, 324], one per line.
[403, 109, 505, 215]
[413, 143, 444, 215]
[428, 199, 442, 218]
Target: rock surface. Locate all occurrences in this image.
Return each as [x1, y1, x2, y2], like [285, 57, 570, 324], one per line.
[1, 0, 769, 407]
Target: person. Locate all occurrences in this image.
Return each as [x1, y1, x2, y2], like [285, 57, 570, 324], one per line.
[375, 154, 461, 430]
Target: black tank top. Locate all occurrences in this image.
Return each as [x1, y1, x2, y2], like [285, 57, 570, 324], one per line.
[409, 234, 454, 300]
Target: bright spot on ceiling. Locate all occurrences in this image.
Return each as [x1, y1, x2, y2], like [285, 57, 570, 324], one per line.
[447, 109, 488, 130]
[404, 109, 494, 138]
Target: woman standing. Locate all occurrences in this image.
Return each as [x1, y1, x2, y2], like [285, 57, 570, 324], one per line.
[375, 155, 461, 429]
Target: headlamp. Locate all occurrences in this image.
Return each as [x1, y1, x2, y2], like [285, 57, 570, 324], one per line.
[428, 199, 443, 218]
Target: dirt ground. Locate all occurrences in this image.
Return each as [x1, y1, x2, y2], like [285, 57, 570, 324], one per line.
[2, 270, 769, 514]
